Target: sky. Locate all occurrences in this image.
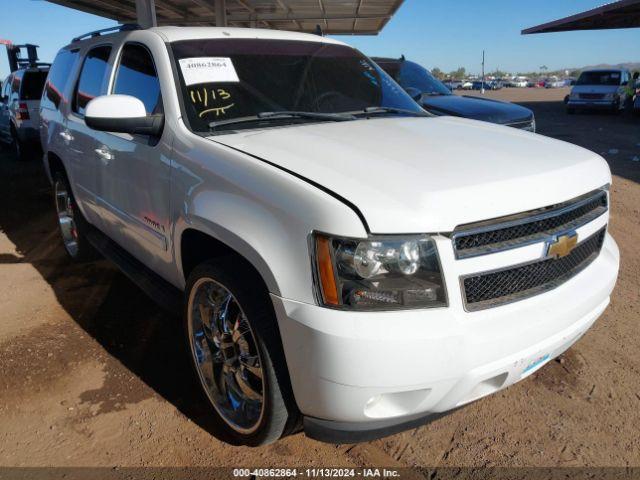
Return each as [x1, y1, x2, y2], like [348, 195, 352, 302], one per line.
[1, 0, 638, 79]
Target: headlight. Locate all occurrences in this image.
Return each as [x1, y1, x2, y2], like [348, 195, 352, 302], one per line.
[312, 233, 448, 311]
[523, 117, 536, 133]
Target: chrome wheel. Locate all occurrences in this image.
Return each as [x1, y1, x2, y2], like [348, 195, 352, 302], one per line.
[188, 277, 265, 434]
[54, 179, 79, 257]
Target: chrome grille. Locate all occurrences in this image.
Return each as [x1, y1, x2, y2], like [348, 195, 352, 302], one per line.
[453, 189, 607, 259]
[462, 228, 606, 311]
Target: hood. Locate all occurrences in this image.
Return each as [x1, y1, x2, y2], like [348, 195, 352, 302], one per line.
[422, 95, 533, 124]
[571, 84, 620, 94]
[210, 117, 611, 233]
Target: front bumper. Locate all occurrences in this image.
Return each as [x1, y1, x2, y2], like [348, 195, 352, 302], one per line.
[271, 226, 619, 442]
[567, 99, 618, 110]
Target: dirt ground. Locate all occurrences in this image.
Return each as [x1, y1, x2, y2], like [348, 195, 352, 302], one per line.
[0, 88, 639, 472]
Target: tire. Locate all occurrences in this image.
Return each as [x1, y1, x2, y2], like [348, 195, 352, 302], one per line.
[52, 171, 98, 261]
[184, 258, 298, 446]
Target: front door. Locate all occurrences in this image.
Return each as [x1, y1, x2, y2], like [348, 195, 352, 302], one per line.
[95, 42, 172, 270]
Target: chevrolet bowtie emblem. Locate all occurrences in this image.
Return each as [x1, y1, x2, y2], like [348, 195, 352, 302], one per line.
[546, 232, 578, 259]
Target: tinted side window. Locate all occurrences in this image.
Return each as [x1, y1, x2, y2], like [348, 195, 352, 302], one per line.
[11, 74, 21, 95]
[42, 49, 80, 110]
[74, 45, 112, 116]
[113, 43, 162, 114]
[21, 71, 48, 100]
[2, 77, 10, 100]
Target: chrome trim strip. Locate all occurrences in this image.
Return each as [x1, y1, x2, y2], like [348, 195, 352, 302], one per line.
[452, 188, 608, 259]
[460, 227, 606, 312]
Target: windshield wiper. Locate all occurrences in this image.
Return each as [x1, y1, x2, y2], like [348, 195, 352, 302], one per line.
[209, 110, 355, 131]
[259, 111, 356, 121]
[359, 106, 431, 117]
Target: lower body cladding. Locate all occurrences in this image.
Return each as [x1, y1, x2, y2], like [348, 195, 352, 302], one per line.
[271, 231, 619, 443]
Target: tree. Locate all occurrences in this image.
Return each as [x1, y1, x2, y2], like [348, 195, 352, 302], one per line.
[431, 67, 444, 80]
[449, 67, 466, 80]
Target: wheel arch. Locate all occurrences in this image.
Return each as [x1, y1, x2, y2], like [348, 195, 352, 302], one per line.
[47, 151, 65, 180]
[178, 224, 281, 298]
[179, 225, 303, 434]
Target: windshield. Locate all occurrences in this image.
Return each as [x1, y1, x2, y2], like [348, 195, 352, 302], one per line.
[576, 71, 622, 86]
[398, 61, 451, 96]
[170, 39, 423, 132]
[20, 71, 48, 100]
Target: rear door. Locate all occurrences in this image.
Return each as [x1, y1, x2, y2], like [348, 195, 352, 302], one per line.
[65, 44, 113, 226]
[94, 41, 171, 267]
[40, 48, 81, 182]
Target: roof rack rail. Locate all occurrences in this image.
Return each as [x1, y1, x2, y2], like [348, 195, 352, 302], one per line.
[3, 42, 50, 72]
[72, 24, 140, 43]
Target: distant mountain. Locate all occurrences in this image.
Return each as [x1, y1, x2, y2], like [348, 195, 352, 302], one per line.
[513, 62, 640, 79]
[567, 62, 640, 72]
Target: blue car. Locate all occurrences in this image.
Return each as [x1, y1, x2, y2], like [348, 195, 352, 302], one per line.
[373, 57, 535, 132]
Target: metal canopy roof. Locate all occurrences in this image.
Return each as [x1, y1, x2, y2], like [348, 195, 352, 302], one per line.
[45, 0, 405, 35]
[522, 0, 640, 34]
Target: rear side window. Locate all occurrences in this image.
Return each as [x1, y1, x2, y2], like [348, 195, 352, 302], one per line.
[74, 45, 112, 116]
[20, 71, 48, 100]
[43, 49, 80, 110]
[11, 74, 21, 94]
[112, 43, 162, 114]
[1, 77, 11, 100]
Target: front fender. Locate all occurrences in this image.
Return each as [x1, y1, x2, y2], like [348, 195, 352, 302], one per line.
[171, 127, 368, 304]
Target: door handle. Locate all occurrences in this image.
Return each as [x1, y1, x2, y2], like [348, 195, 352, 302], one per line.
[59, 131, 73, 142]
[94, 147, 114, 162]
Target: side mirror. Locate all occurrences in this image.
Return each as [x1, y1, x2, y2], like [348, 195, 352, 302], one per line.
[85, 94, 163, 136]
[404, 87, 423, 103]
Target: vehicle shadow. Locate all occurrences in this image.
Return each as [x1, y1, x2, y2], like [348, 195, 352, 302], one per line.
[0, 148, 225, 441]
[0, 100, 635, 447]
[516, 100, 640, 186]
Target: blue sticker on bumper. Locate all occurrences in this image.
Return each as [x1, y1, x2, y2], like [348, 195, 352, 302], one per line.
[523, 354, 550, 374]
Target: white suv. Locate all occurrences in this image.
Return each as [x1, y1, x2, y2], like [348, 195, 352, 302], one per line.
[0, 66, 48, 159]
[40, 26, 619, 446]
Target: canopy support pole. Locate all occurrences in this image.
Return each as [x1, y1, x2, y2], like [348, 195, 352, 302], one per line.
[215, 0, 228, 26]
[135, 0, 157, 28]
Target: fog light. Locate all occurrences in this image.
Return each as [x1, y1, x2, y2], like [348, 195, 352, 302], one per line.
[364, 388, 432, 419]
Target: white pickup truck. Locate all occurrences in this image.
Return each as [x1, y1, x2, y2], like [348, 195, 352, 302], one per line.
[40, 25, 619, 446]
